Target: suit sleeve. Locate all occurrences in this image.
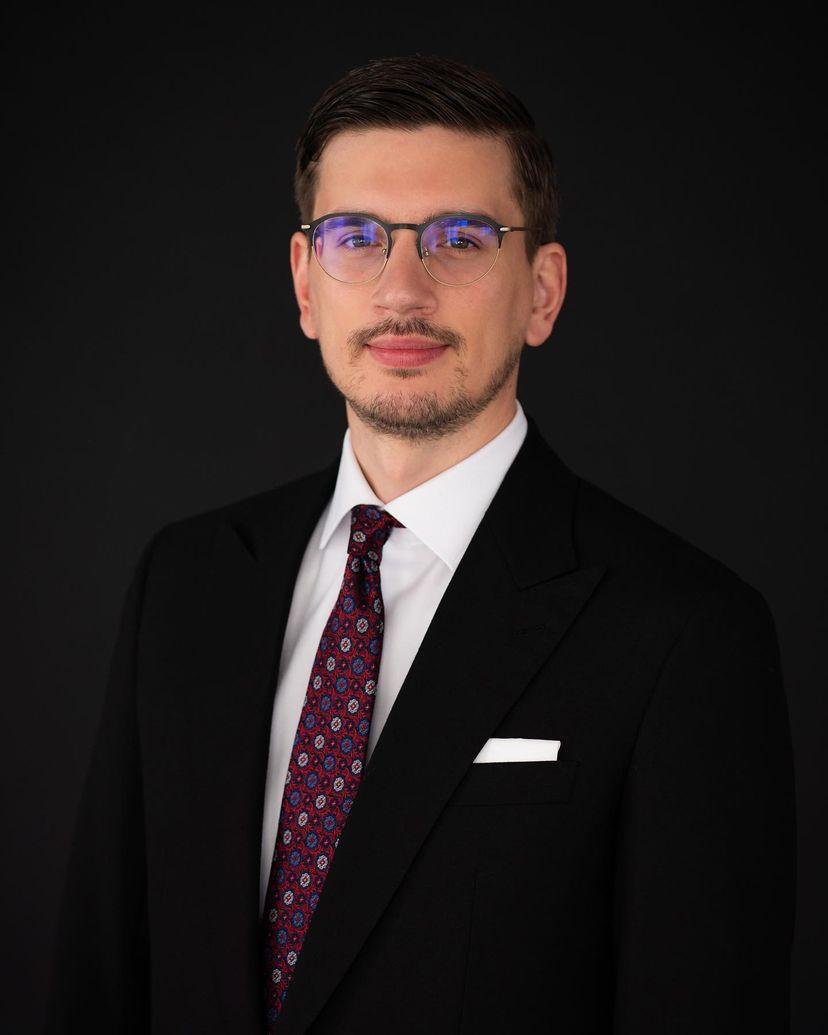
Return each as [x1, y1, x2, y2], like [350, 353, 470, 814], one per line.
[44, 528, 165, 1034]
[611, 582, 797, 1034]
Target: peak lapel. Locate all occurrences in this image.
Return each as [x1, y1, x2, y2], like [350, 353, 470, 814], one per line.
[272, 413, 606, 1034]
[187, 456, 340, 1032]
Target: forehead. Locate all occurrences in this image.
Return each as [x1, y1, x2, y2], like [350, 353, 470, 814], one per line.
[312, 125, 517, 222]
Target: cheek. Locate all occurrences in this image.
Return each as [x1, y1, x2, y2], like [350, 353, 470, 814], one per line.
[308, 283, 339, 334]
[466, 292, 519, 342]
[313, 293, 365, 354]
[487, 278, 531, 332]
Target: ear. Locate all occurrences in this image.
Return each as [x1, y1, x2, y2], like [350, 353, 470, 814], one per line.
[524, 242, 567, 348]
[290, 231, 319, 340]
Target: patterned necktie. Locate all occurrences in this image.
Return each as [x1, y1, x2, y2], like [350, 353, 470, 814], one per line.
[261, 503, 404, 1027]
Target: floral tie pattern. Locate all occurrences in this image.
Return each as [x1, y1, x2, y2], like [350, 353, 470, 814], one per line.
[262, 503, 404, 1027]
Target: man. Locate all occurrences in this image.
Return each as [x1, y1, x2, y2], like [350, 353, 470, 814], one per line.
[46, 55, 796, 1033]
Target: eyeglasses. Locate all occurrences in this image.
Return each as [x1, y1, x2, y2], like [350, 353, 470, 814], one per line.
[300, 211, 537, 286]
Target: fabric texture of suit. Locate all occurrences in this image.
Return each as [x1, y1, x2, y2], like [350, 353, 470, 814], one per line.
[45, 410, 797, 1034]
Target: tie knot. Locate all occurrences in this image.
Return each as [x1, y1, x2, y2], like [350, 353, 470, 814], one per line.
[348, 504, 404, 557]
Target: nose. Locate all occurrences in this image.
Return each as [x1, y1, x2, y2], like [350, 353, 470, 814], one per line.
[370, 227, 438, 313]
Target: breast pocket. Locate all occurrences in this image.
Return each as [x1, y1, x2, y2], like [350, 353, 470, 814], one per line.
[448, 759, 579, 806]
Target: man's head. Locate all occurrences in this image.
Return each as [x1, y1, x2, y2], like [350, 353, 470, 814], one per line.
[289, 54, 566, 442]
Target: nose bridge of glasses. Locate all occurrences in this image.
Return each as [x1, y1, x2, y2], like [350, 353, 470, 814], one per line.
[385, 222, 425, 260]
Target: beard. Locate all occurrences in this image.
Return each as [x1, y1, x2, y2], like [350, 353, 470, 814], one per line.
[318, 324, 525, 443]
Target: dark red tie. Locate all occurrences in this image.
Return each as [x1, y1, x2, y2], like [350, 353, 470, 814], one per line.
[261, 503, 404, 1027]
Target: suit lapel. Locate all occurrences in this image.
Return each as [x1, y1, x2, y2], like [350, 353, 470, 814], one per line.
[188, 412, 605, 1033]
[187, 455, 341, 1032]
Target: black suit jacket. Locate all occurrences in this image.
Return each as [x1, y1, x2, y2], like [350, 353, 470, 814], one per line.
[45, 412, 796, 1034]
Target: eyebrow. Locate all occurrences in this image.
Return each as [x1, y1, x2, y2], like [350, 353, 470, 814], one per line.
[344, 208, 501, 226]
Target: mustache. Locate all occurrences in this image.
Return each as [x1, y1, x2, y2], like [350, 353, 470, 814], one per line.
[348, 317, 463, 350]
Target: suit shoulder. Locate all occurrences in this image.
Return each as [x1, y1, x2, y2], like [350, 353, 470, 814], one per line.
[573, 473, 770, 614]
[142, 461, 336, 566]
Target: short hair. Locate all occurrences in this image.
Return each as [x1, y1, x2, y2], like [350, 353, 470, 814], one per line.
[293, 54, 560, 264]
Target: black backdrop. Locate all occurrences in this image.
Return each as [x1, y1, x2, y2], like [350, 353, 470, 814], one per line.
[3, 7, 825, 1032]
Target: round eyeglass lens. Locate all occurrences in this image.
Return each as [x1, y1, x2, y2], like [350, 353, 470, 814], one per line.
[312, 215, 388, 283]
[422, 217, 499, 285]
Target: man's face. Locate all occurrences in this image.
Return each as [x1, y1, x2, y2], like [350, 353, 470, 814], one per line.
[290, 125, 565, 442]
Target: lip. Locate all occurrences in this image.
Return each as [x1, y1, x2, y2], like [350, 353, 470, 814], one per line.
[367, 341, 449, 368]
[368, 336, 446, 350]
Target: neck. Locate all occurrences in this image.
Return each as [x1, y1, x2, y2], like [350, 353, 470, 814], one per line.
[346, 396, 518, 504]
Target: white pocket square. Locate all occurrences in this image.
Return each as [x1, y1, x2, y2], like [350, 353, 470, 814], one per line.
[472, 737, 561, 763]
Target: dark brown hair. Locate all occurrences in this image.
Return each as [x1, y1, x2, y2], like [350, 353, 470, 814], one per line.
[293, 54, 560, 263]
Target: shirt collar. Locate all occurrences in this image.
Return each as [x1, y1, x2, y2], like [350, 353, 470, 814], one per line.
[318, 399, 529, 573]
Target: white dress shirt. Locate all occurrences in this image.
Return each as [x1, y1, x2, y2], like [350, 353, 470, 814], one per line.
[259, 398, 529, 914]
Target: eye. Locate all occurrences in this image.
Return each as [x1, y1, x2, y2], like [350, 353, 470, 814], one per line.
[319, 217, 385, 251]
[444, 234, 478, 250]
[339, 234, 378, 250]
[435, 228, 482, 250]
[424, 218, 494, 255]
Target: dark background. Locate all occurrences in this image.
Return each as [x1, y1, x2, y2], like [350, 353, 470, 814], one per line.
[3, 6, 825, 1032]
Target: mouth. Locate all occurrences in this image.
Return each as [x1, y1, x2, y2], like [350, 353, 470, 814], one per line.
[367, 336, 446, 350]
[366, 338, 450, 368]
